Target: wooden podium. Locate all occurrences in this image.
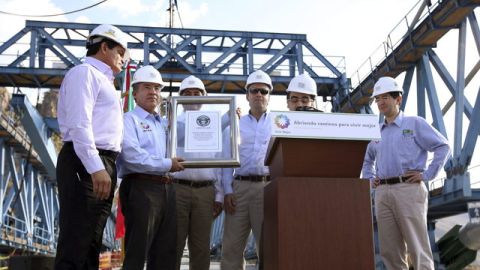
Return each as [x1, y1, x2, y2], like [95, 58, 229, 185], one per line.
[263, 137, 375, 270]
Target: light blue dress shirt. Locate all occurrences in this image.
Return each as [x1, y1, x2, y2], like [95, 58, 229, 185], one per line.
[118, 106, 172, 177]
[362, 111, 451, 181]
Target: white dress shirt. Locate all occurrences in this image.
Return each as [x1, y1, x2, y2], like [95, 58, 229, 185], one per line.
[222, 111, 272, 194]
[172, 113, 226, 202]
[117, 106, 172, 177]
[58, 57, 123, 174]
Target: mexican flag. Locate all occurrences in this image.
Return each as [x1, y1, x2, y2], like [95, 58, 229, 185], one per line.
[121, 61, 137, 112]
[115, 60, 137, 239]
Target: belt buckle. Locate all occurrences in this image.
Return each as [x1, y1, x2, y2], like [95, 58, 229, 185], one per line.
[398, 176, 404, 183]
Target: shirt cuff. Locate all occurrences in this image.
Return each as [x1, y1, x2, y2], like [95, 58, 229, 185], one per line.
[215, 193, 224, 203]
[224, 185, 233, 195]
[83, 155, 105, 174]
[163, 158, 173, 172]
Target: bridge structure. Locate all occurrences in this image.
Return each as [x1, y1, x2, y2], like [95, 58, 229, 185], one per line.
[0, 16, 347, 257]
[0, 0, 478, 268]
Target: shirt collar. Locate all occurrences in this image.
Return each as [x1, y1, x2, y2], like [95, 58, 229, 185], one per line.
[381, 111, 404, 129]
[247, 110, 269, 120]
[133, 105, 159, 120]
[85, 56, 114, 81]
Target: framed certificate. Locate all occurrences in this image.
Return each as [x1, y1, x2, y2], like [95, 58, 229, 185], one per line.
[167, 96, 240, 168]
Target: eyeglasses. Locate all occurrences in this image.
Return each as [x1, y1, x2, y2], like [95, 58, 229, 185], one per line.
[248, 88, 269, 95]
[288, 96, 314, 103]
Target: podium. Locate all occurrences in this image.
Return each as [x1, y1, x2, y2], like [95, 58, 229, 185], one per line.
[263, 137, 375, 270]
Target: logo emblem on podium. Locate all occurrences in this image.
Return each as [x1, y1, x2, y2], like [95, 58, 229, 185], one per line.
[274, 114, 290, 129]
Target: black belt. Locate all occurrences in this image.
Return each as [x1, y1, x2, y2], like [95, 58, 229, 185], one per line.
[64, 141, 119, 160]
[378, 176, 405, 185]
[173, 178, 214, 188]
[235, 175, 270, 182]
[124, 173, 172, 184]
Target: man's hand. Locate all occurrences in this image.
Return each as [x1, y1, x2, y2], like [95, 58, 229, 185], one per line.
[213, 201, 223, 218]
[224, 194, 236, 215]
[91, 169, 111, 200]
[371, 177, 380, 188]
[170, 157, 185, 172]
[403, 170, 423, 183]
[236, 107, 242, 119]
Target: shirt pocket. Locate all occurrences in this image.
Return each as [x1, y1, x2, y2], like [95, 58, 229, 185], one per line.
[400, 133, 419, 159]
[136, 121, 155, 148]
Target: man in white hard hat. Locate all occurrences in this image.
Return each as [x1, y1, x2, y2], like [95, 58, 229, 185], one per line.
[361, 76, 451, 270]
[171, 75, 226, 270]
[286, 73, 321, 111]
[55, 24, 130, 270]
[118, 65, 185, 269]
[221, 70, 273, 270]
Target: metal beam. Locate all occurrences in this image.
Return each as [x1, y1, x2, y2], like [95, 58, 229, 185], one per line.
[420, 54, 448, 138]
[10, 94, 57, 180]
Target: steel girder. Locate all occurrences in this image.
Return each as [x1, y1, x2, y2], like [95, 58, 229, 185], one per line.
[10, 94, 57, 181]
[0, 20, 347, 97]
[340, 0, 480, 113]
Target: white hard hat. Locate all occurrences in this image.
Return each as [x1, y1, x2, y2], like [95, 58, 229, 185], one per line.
[179, 75, 206, 95]
[286, 73, 317, 96]
[372, 76, 403, 97]
[131, 65, 165, 87]
[87, 24, 129, 59]
[245, 70, 273, 91]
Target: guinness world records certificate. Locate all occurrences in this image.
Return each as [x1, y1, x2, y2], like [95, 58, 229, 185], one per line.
[184, 111, 222, 152]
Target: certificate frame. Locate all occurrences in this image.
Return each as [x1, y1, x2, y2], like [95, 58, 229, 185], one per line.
[167, 96, 240, 168]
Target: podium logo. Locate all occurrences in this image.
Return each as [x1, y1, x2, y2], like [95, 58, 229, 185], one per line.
[274, 114, 290, 129]
[196, 115, 211, 127]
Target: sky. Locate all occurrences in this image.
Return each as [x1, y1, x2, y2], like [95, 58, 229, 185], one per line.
[1, 0, 480, 242]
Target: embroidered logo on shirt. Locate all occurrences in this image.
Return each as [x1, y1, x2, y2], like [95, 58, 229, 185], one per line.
[140, 122, 152, 132]
[402, 129, 414, 138]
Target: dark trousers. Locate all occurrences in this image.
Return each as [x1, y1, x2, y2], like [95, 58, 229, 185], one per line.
[120, 177, 177, 270]
[54, 143, 117, 270]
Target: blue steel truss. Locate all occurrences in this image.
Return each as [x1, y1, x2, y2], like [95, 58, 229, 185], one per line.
[0, 108, 58, 254]
[11, 94, 57, 181]
[0, 20, 347, 96]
